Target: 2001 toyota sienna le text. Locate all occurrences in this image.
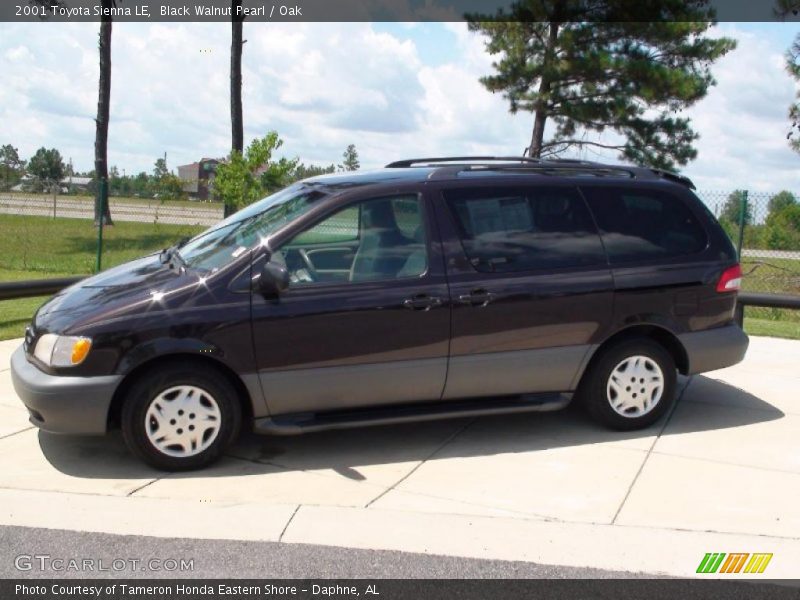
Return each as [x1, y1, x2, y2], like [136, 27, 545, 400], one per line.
[11, 157, 749, 470]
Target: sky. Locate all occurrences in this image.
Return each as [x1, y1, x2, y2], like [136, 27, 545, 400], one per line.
[1, 20, 800, 192]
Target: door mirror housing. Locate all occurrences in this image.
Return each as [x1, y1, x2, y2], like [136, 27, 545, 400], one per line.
[257, 260, 290, 297]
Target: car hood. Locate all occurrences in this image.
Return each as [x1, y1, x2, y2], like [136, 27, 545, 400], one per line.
[34, 254, 184, 333]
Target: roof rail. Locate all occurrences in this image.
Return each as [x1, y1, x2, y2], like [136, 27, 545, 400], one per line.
[385, 156, 542, 168]
[649, 168, 696, 190]
[385, 156, 695, 188]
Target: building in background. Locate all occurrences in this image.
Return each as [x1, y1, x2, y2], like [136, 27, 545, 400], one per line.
[178, 158, 220, 201]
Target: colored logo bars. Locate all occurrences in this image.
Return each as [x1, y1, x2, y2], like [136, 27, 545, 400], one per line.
[696, 553, 773, 574]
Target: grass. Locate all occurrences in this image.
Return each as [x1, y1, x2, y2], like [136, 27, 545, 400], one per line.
[0, 213, 799, 341]
[744, 316, 800, 340]
[0, 214, 204, 341]
[0, 213, 203, 275]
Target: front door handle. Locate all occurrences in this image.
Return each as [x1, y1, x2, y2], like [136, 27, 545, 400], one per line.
[458, 289, 497, 307]
[403, 294, 443, 311]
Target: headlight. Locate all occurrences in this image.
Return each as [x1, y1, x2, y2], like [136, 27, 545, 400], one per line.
[33, 334, 92, 367]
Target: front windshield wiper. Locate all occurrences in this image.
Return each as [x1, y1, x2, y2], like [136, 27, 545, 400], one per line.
[159, 237, 190, 271]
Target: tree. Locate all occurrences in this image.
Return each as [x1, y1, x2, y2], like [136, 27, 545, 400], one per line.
[339, 144, 360, 171]
[0, 144, 26, 191]
[150, 156, 185, 200]
[93, 0, 115, 225]
[231, 0, 245, 155]
[768, 190, 797, 219]
[290, 163, 336, 182]
[214, 132, 298, 211]
[467, 2, 736, 168]
[785, 31, 800, 152]
[27, 147, 65, 190]
[720, 190, 753, 226]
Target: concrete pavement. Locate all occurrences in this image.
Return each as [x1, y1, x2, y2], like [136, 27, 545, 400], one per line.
[0, 335, 798, 578]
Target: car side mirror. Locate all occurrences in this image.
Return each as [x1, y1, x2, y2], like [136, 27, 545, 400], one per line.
[257, 260, 290, 297]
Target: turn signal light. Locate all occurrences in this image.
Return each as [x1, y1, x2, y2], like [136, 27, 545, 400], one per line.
[70, 338, 92, 364]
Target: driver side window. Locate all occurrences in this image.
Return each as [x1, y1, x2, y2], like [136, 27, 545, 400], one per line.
[276, 195, 428, 286]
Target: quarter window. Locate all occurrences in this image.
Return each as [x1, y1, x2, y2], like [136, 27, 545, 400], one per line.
[581, 187, 707, 263]
[444, 186, 605, 272]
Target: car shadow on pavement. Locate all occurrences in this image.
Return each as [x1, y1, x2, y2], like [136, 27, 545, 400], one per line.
[37, 375, 784, 481]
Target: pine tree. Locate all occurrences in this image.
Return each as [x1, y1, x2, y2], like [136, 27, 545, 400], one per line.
[467, 1, 736, 169]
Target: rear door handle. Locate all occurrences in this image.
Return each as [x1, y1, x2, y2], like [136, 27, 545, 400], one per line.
[458, 289, 497, 307]
[403, 294, 443, 311]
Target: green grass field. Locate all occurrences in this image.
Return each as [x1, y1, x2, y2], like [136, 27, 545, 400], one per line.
[0, 214, 203, 341]
[1, 213, 798, 342]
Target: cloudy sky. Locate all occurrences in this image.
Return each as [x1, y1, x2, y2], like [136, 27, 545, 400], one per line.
[1, 21, 799, 192]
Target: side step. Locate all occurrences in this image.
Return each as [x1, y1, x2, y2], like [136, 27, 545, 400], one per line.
[253, 393, 572, 435]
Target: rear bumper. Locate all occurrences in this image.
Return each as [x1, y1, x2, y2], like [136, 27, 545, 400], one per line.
[10, 346, 121, 434]
[679, 323, 749, 375]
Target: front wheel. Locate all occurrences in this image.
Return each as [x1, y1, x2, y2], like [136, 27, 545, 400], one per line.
[121, 365, 242, 471]
[579, 339, 677, 431]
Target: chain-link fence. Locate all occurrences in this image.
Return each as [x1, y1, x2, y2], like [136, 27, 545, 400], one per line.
[0, 189, 221, 276]
[1, 186, 799, 339]
[697, 190, 800, 329]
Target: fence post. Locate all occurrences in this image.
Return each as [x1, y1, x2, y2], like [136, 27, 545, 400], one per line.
[736, 190, 748, 260]
[95, 178, 107, 272]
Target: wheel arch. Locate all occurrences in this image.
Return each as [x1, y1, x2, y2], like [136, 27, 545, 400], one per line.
[108, 354, 255, 430]
[579, 324, 689, 387]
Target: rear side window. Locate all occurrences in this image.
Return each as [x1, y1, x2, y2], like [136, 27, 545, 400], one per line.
[581, 187, 707, 263]
[444, 186, 605, 272]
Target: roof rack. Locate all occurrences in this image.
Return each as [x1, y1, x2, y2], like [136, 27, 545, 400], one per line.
[385, 156, 695, 189]
[385, 156, 542, 168]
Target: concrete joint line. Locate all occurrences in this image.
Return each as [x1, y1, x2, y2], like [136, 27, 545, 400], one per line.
[126, 477, 162, 497]
[364, 418, 477, 509]
[279, 505, 301, 542]
[0, 427, 34, 442]
[611, 376, 693, 525]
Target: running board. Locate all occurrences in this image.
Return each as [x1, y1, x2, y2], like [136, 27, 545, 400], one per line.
[253, 393, 572, 435]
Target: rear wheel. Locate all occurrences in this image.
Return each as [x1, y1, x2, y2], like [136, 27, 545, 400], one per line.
[121, 365, 241, 471]
[580, 339, 676, 431]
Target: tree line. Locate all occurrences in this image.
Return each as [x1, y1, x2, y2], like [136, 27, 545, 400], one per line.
[719, 190, 800, 251]
[0, 141, 360, 203]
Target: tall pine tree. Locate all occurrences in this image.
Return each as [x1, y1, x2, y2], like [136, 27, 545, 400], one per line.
[468, 1, 736, 169]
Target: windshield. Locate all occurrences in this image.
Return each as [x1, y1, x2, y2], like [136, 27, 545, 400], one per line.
[176, 185, 327, 273]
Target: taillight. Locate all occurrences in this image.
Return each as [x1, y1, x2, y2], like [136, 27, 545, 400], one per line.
[716, 264, 742, 293]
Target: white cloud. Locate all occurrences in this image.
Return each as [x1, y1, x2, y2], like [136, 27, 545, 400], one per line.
[1, 20, 799, 197]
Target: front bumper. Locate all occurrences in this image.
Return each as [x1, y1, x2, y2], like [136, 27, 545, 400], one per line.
[10, 346, 121, 434]
[678, 323, 749, 375]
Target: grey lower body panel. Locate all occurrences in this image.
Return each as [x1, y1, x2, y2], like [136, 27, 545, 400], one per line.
[442, 345, 591, 400]
[10, 346, 121, 435]
[258, 357, 447, 415]
[256, 393, 572, 435]
[678, 323, 749, 375]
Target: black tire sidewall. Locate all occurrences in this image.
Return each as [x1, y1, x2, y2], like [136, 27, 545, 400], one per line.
[583, 339, 677, 431]
[121, 366, 241, 471]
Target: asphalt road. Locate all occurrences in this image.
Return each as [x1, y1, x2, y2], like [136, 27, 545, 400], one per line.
[4, 526, 798, 600]
[0, 524, 642, 580]
[0, 194, 222, 226]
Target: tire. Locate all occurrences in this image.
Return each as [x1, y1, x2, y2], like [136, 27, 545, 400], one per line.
[579, 338, 677, 431]
[121, 364, 242, 471]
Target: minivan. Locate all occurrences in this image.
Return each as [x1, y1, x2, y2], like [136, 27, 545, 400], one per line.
[11, 157, 749, 470]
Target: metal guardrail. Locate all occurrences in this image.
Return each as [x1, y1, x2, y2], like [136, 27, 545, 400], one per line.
[0, 276, 85, 301]
[0, 278, 798, 327]
[735, 292, 800, 327]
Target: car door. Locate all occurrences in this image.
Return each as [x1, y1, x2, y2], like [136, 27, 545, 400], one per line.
[432, 182, 614, 399]
[250, 191, 451, 416]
